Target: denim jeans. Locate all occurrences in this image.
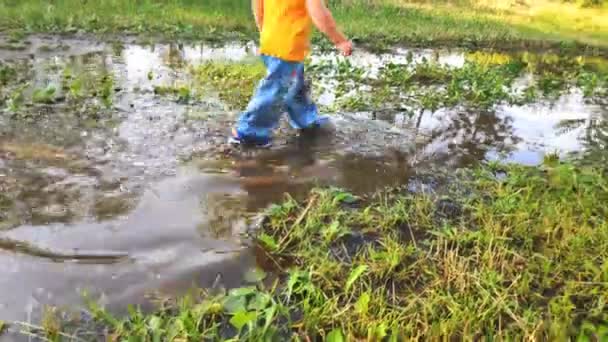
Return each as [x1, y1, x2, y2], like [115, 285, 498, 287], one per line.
[234, 55, 323, 142]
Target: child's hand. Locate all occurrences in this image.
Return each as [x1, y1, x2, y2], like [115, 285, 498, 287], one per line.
[336, 40, 353, 56]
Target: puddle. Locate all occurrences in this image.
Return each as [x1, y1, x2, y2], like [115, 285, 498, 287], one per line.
[0, 35, 606, 327]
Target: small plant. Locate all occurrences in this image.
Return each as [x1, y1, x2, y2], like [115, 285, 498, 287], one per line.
[153, 85, 192, 103]
[5, 84, 27, 112]
[41, 307, 62, 340]
[32, 85, 57, 104]
[68, 77, 84, 99]
[99, 74, 114, 107]
[0, 64, 16, 86]
[193, 60, 266, 108]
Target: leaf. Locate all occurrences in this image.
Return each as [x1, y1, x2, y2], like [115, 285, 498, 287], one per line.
[286, 269, 310, 298]
[332, 190, 357, 205]
[258, 233, 278, 251]
[326, 328, 345, 342]
[0, 320, 5, 333]
[229, 310, 257, 331]
[147, 315, 163, 331]
[229, 287, 256, 297]
[598, 324, 608, 338]
[223, 295, 247, 314]
[323, 221, 339, 243]
[576, 334, 590, 342]
[368, 322, 388, 340]
[248, 293, 271, 311]
[244, 267, 267, 284]
[194, 299, 221, 316]
[345, 265, 368, 292]
[355, 292, 370, 315]
[263, 304, 278, 330]
[286, 270, 300, 299]
[32, 85, 56, 103]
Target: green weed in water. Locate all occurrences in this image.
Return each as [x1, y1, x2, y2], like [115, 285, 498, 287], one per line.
[153, 85, 192, 104]
[32, 85, 56, 104]
[193, 60, 266, 109]
[317, 52, 607, 114]
[171, 53, 608, 117]
[99, 74, 114, 108]
[0, 63, 16, 86]
[0, 193, 17, 230]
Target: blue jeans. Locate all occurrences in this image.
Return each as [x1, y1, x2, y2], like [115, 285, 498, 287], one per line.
[235, 55, 323, 141]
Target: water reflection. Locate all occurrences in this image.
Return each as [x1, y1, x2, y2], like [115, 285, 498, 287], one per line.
[413, 108, 519, 168]
[561, 109, 608, 167]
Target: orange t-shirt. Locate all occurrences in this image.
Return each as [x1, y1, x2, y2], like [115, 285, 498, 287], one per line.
[260, 0, 313, 62]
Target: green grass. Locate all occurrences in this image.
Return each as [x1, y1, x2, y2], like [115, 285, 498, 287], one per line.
[1, 0, 608, 52]
[26, 160, 608, 340]
[249, 161, 608, 339]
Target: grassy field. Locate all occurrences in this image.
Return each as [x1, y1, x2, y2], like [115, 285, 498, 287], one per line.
[0, 0, 607, 51]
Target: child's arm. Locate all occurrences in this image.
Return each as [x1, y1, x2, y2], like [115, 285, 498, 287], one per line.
[252, 0, 264, 32]
[306, 0, 352, 56]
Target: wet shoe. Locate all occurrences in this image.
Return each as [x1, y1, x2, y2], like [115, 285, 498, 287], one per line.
[298, 116, 332, 135]
[229, 128, 272, 148]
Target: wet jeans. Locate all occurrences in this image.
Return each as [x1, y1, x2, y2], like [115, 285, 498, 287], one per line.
[234, 55, 322, 141]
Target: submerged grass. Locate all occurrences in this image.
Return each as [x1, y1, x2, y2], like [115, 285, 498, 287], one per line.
[192, 60, 266, 109]
[30, 160, 608, 340]
[188, 51, 608, 115]
[1, 0, 608, 52]
[1, 59, 118, 119]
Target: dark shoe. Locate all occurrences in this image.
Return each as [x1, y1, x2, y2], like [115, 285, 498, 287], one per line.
[298, 116, 332, 136]
[229, 128, 272, 148]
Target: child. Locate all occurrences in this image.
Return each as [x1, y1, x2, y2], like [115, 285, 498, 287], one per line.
[230, 0, 353, 147]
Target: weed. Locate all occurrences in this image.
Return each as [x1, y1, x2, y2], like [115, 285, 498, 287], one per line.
[32, 85, 56, 104]
[313, 52, 607, 114]
[193, 60, 266, 109]
[153, 85, 192, 104]
[181, 52, 607, 117]
[5, 83, 27, 112]
[0, 63, 16, 86]
[41, 306, 61, 340]
[67, 77, 84, 99]
[99, 73, 114, 108]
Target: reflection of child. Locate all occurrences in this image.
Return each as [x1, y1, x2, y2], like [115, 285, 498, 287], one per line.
[230, 0, 353, 147]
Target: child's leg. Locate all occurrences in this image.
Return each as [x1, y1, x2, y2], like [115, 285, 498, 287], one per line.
[285, 64, 325, 130]
[234, 56, 298, 143]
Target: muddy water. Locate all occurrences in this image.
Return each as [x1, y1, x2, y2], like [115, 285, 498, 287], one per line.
[0, 35, 606, 327]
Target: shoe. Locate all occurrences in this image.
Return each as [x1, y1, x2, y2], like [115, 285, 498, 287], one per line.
[229, 128, 272, 148]
[298, 116, 331, 135]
